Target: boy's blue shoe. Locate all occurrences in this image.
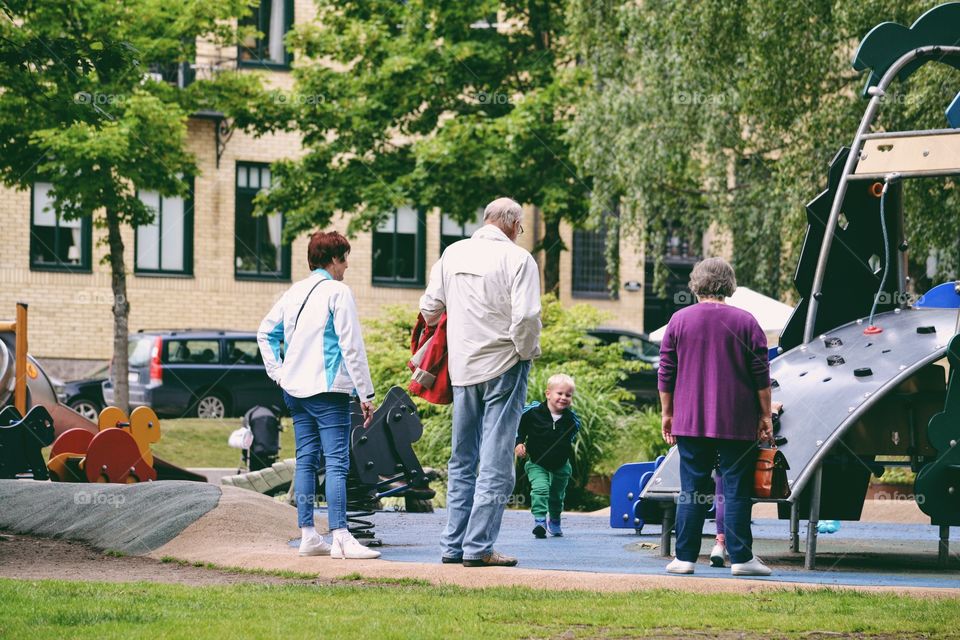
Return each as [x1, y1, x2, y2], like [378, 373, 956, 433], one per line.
[547, 518, 563, 537]
[532, 519, 547, 539]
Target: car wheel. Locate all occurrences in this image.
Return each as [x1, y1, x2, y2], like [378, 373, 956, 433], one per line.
[69, 398, 102, 422]
[196, 393, 227, 419]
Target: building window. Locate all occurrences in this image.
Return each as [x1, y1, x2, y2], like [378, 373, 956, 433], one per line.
[239, 0, 294, 67]
[235, 163, 290, 280]
[440, 210, 483, 252]
[372, 206, 426, 286]
[572, 216, 618, 299]
[135, 188, 194, 276]
[29, 182, 91, 272]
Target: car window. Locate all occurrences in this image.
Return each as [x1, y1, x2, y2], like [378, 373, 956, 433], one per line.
[165, 339, 221, 364]
[226, 339, 263, 366]
[619, 336, 659, 362]
[128, 337, 154, 368]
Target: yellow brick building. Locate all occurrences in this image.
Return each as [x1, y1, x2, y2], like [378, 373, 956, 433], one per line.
[0, 1, 660, 377]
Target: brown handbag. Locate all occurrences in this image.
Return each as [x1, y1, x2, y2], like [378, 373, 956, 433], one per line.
[754, 445, 791, 499]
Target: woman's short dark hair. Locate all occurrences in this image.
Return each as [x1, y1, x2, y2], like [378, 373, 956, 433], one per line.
[307, 231, 351, 270]
[689, 257, 737, 299]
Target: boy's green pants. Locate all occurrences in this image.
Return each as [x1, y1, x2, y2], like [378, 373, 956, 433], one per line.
[524, 460, 572, 519]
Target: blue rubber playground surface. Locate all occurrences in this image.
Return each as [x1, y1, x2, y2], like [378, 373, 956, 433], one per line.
[305, 507, 960, 589]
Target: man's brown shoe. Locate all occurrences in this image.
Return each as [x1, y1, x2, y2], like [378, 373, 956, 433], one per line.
[463, 551, 518, 567]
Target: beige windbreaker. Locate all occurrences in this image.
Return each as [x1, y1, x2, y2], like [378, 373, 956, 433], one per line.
[419, 224, 542, 386]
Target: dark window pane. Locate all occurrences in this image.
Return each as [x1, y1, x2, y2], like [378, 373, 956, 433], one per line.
[30, 226, 60, 265]
[372, 206, 423, 284]
[394, 233, 417, 279]
[372, 231, 394, 278]
[572, 220, 616, 298]
[440, 235, 462, 252]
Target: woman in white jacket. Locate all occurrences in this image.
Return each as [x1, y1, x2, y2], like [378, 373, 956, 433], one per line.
[258, 231, 379, 560]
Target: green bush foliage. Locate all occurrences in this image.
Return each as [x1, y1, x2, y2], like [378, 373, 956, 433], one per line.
[362, 295, 656, 509]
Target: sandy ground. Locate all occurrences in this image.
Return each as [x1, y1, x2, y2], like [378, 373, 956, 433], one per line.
[1, 482, 955, 598]
[0, 533, 313, 586]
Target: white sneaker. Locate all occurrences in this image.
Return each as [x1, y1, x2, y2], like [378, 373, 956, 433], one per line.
[665, 558, 696, 574]
[331, 533, 381, 560]
[709, 543, 726, 567]
[731, 556, 772, 576]
[298, 535, 331, 557]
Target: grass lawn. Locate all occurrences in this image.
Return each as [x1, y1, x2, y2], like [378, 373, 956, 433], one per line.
[150, 418, 296, 468]
[0, 578, 957, 639]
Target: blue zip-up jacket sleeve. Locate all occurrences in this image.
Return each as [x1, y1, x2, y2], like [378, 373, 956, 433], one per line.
[257, 294, 286, 384]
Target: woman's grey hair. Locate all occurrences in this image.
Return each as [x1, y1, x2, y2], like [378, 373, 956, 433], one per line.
[483, 197, 523, 229]
[689, 257, 737, 300]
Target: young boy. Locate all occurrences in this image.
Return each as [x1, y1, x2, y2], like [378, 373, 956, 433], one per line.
[515, 373, 580, 538]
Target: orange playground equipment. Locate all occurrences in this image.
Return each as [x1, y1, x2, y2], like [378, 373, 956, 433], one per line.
[0, 302, 204, 483]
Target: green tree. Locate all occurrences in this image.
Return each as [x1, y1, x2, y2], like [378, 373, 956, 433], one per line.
[256, 0, 589, 294]
[0, 0, 263, 410]
[567, 1, 960, 298]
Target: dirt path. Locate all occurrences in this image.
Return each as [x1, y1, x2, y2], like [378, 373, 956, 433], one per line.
[0, 533, 318, 586]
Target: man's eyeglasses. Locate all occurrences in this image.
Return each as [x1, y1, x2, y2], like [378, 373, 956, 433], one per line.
[517, 223, 524, 235]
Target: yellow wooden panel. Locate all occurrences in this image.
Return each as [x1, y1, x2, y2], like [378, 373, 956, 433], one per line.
[856, 132, 960, 175]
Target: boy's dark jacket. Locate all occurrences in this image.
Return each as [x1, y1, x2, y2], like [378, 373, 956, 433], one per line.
[516, 401, 581, 471]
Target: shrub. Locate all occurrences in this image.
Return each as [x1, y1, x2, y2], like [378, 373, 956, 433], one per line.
[362, 295, 647, 509]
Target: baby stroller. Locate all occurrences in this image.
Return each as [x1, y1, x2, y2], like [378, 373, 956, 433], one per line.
[230, 404, 283, 473]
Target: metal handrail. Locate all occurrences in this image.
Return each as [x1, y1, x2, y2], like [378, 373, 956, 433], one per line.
[802, 45, 960, 344]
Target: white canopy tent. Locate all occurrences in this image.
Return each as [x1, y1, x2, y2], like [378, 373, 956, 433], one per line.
[648, 286, 794, 345]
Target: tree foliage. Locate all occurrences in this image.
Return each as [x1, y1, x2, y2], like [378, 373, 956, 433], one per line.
[0, 0, 262, 409]
[256, 0, 589, 292]
[567, 1, 960, 298]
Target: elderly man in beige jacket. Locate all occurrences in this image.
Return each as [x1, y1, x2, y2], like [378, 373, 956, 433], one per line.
[420, 197, 542, 567]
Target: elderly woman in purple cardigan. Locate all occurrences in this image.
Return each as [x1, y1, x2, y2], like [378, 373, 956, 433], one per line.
[659, 257, 773, 577]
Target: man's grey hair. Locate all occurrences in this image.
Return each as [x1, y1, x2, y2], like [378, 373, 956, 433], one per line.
[483, 197, 523, 229]
[689, 257, 737, 300]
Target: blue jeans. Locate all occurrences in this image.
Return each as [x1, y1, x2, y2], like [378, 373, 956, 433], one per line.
[283, 391, 350, 531]
[441, 359, 531, 561]
[675, 436, 757, 565]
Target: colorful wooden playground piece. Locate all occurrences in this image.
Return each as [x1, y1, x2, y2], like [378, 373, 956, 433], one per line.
[46, 407, 162, 484]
